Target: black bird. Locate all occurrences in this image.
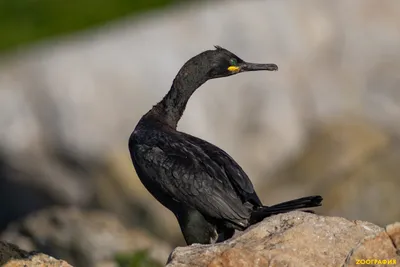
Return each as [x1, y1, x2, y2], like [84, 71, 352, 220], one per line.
[129, 46, 322, 245]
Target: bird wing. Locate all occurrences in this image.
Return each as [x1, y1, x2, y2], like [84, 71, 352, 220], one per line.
[182, 132, 263, 207]
[131, 135, 252, 226]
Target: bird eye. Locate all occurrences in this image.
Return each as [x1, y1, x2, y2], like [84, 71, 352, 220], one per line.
[230, 58, 237, 66]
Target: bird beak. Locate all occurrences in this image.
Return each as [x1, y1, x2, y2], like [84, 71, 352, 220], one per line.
[240, 62, 278, 72]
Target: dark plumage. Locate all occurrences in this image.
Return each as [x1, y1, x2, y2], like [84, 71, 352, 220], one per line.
[129, 46, 322, 245]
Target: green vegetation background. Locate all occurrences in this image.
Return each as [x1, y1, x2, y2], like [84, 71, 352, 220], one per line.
[0, 0, 185, 54]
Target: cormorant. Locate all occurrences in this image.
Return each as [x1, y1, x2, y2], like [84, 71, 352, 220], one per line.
[129, 46, 322, 245]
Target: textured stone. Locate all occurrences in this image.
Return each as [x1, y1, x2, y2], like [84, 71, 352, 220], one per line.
[387, 222, 400, 249]
[0, 241, 72, 267]
[207, 248, 269, 267]
[4, 254, 72, 267]
[0, 241, 30, 264]
[343, 222, 400, 267]
[167, 211, 396, 267]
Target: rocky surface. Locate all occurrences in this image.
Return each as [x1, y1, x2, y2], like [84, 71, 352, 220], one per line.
[0, 207, 171, 267]
[0, 241, 72, 267]
[343, 222, 400, 267]
[0, 0, 400, 245]
[167, 211, 400, 267]
[0, 241, 31, 264]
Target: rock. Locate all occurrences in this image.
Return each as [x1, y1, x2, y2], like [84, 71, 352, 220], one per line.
[1, 207, 171, 267]
[387, 222, 400, 248]
[4, 254, 72, 267]
[0, 241, 30, 264]
[343, 222, 400, 267]
[0, 241, 72, 267]
[166, 211, 399, 267]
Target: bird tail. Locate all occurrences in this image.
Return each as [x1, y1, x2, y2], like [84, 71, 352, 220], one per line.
[250, 195, 323, 225]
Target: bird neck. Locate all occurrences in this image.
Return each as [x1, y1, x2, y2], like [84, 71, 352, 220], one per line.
[148, 74, 207, 129]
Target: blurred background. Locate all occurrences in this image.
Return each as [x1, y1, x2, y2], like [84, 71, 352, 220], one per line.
[0, 0, 400, 266]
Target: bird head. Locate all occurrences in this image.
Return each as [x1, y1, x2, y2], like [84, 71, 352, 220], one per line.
[173, 46, 278, 90]
[204, 45, 278, 79]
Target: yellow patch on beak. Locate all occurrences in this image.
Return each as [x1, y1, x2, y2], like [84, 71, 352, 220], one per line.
[228, 66, 240, 73]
